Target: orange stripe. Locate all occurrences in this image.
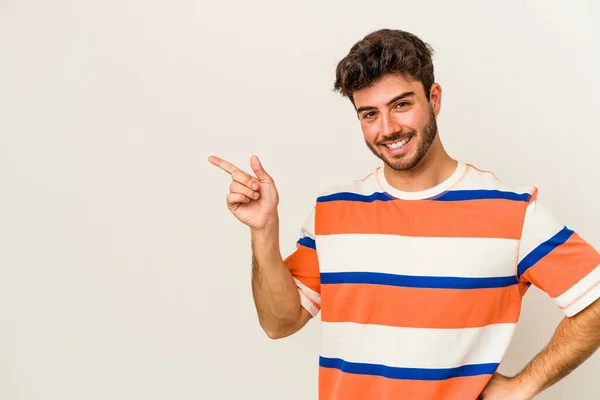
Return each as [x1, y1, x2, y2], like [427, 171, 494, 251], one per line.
[315, 198, 527, 239]
[528, 187, 539, 203]
[319, 367, 492, 400]
[320, 284, 522, 328]
[523, 232, 600, 298]
[283, 244, 320, 294]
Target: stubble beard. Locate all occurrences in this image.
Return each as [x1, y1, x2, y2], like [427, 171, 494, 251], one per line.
[365, 106, 438, 172]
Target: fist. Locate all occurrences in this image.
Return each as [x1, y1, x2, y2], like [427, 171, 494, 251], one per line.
[479, 373, 535, 400]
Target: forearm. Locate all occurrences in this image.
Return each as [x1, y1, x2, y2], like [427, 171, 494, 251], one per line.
[514, 299, 600, 397]
[250, 215, 304, 338]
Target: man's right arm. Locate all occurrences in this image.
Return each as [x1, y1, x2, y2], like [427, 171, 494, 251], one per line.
[251, 216, 312, 339]
[208, 154, 315, 339]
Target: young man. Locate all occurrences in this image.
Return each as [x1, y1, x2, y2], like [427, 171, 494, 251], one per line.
[209, 29, 600, 399]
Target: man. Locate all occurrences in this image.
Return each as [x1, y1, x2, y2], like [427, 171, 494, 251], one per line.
[208, 29, 600, 399]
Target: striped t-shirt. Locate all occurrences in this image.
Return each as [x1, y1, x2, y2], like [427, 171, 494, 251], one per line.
[283, 161, 600, 400]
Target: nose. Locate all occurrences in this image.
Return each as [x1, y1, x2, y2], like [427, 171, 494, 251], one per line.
[380, 113, 401, 138]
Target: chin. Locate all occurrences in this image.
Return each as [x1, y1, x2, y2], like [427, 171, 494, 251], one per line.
[383, 153, 422, 171]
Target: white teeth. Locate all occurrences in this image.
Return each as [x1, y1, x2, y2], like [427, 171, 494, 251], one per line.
[386, 138, 410, 149]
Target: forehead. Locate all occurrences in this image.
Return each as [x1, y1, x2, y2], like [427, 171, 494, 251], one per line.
[353, 74, 423, 108]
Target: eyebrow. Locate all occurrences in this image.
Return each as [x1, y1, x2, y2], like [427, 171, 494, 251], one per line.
[355, 91, 416, 115]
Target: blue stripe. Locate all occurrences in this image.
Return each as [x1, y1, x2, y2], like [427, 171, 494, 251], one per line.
[316, 190, 531, 202]
[320, 271, 518, 289]
[317, 192, 392, 203]
[434, 190, 531, 202]
[319, 357, 498, 380]
[518, 226, 574, 277]
[297, 236, 316, 250]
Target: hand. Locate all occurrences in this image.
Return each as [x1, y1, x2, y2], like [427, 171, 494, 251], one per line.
[208, 155, 279, 231]
[478, 372, 535, 400]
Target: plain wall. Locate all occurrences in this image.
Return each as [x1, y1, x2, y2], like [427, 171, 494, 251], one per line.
[1, 0, 599, 398]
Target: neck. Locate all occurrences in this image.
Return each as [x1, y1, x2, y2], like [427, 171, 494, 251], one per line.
[383, 137, 457, 193]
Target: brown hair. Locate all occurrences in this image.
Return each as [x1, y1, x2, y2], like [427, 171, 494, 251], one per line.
[334, 29, 435, 102]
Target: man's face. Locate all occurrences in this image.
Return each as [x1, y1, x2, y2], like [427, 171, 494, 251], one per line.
[353, 74, 439, 171]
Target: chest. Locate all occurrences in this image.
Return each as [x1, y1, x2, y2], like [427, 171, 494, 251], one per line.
[322, 232, 517, 270]
[314, 197, 524, 331]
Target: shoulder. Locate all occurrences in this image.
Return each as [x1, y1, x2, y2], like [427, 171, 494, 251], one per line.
[315, 167, 382, 202]
[457, 162, 538, 202]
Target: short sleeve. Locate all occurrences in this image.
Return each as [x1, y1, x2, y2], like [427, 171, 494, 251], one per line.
[283, 206, 321, 317]
[517, 192, 600, 317]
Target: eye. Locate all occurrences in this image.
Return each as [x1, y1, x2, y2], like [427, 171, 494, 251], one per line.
[362, 111, 377, 119]
[395, 101, 409, 109]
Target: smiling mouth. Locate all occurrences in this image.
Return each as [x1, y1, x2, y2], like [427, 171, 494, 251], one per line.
[383, 136, 412, 150]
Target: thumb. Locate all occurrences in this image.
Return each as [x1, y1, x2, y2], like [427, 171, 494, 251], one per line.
[250, 155, 273, 182]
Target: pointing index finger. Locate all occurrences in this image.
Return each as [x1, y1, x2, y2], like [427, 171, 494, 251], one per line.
[208, 156, 239, 175]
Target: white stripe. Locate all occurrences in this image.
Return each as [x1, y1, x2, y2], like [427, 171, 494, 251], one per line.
[320, 322, 516, 369]
[294, 278, 321, 304]
[557, 268, 600, 317]
[554, 264, 600, 308]
[563, 283, 600, 317]
[518, 200, 564, 264]
[459, 166, 533, 195]
[316, 234, 517, 277]
[298, 206, 316, 240]
[298, 290, 319, 317]
[317, 173, 379, 197]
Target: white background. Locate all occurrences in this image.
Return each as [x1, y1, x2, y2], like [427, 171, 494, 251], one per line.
[1, 0, 599, 398]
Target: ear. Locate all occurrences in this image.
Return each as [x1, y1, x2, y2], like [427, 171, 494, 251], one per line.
[429, 83, 442, 115]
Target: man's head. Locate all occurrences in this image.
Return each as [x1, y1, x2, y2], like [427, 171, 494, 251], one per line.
[334, 29, 442, 171]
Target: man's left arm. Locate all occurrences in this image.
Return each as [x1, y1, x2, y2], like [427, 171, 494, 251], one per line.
[480, 298, 600, 399]
[481, 192, 600, 399]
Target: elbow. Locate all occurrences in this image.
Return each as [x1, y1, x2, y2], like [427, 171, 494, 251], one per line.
[258, 306, 305, 339]
[264, 328, 286, 340]
[260, 318, 296, 340]
[262, 325, 292, 340]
